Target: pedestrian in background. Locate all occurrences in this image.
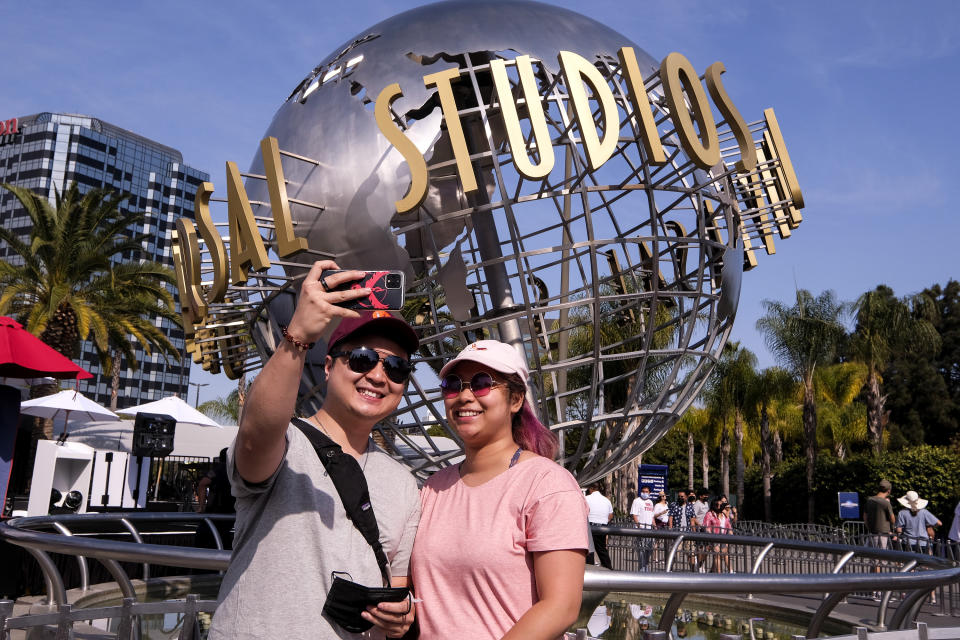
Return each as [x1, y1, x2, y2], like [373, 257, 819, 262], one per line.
[585, 482, 614, 569]
[669, 490, 698, 571]
[702, 497, 733, 572]
[895, 490, 941, 553]
[668, 490, 696, 531]
[948, 499, 960, 544]
[946, 499, 960, 564]
[895, 490, 942, 604]
[692, 488, 711, 573]
[864, 479, 896, 549]
[653, 492, 670, 529]
[630, 485, 655, 569]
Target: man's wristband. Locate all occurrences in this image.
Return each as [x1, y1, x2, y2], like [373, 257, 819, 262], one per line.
[280, 325, 315, 352]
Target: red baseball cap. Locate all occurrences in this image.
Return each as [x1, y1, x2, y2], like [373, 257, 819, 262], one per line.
[327, 310, 419, 356]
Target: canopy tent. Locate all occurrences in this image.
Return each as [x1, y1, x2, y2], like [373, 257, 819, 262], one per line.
[119, 395, 221, 428]
[67, 420, 238, 458]
[20, 389, 120, 439]
[0, 317, 92, 380]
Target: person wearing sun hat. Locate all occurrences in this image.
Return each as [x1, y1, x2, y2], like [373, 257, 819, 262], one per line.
[210, 261, 419, 640]
[410, 339, 589, 640]
[895, 490, 941, 554]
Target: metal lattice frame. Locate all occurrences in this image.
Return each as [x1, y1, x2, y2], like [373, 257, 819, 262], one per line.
[186, 2, 805, 483]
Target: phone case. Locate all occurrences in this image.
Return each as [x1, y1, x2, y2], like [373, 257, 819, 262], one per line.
[320, 270, 405, 311]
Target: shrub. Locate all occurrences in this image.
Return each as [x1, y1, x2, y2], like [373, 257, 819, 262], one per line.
[743, 445, 960, 525]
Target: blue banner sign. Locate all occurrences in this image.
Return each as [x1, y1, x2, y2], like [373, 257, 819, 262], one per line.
[638, 464, 668, 497]
[838, 491, 860, 520]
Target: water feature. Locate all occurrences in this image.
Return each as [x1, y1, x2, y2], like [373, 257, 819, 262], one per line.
[571, 594, 810, 640]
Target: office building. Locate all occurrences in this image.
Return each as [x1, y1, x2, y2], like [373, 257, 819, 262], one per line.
[0, 112, 208, 407]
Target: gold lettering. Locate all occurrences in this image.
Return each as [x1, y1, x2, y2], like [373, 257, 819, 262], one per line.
[170, 231, 199, 340]
[226, 161, 271, 285]
[755, 143, 793, 238]
[423, 67, 477, 193]
[193, 182, 228, 303]
[637, 237, 667, 292]
[705, 200, 757, 271]
[559, 50, 619, 171]
[490, 55, 555, 179]
[660, 52, 720, 169]
[219, 326, 247, 381]
[616, 47, 666, 166]
[375, 83, 430, 213]
[762, 108, 804, 209]
[196, 328, 220, 374]
[704, 201, 724, 289]
[737, 176, 776, 255]
[175, 218, 207, 317]
[260, 137, 309, 257]
[704, 61, 756, 173]
[185, 337, 201, 365]
[664, 220, 693, 290]
[761, 131, 802, 229]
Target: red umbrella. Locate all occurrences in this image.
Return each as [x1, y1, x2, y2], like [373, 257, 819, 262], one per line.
[0, 316, 92, 380]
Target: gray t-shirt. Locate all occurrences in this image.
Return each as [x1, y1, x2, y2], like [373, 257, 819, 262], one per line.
[209, 424, 421, 640]
[693, 499, 709, 525]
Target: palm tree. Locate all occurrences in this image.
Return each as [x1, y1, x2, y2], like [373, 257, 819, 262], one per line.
[814, 362, 868, 459]
[705, 341, 757, 508]
[750, 367, 796, 521]
[87, 262, 182, 409]
[756, 289, 847, 522]
[199, 377, 255, 425]
[677, 407, 710, 491]
[0, 182, 183, 429]
[848, 286, 940, 454]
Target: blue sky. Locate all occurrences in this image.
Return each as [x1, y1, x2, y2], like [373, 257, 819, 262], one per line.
[4, 1, 958, 407]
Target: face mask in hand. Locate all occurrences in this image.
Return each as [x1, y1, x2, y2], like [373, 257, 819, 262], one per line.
[323, 574, 410, 633]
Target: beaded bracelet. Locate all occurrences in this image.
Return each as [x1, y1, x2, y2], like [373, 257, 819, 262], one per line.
[280, 325, 315, 352]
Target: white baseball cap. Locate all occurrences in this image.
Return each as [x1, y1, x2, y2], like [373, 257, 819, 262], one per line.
[438, 340, 529, 385]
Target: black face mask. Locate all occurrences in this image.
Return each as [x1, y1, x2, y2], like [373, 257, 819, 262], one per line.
[323, 574, 409, 633]
[678, 497, 686, 503]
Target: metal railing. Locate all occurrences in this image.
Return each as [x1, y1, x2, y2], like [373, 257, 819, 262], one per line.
[2, 514, 959, 639]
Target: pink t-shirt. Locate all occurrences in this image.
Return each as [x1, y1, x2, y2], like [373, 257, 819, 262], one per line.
[701, 510, 731, 534]
[410, 456, 589, 639]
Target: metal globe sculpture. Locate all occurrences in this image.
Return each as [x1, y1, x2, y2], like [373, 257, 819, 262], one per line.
[175, 0, 805, 484]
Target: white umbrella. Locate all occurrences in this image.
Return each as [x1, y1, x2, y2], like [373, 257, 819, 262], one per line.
[20, 389, 120, 438]
[587, 605, 611, 637]
[119, 395, 221, 428]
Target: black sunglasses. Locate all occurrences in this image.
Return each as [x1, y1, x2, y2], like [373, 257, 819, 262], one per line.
[329, 347, 413, 384]
[440, 371, 505, 398]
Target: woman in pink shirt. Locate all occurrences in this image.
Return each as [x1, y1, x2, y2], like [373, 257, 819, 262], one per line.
[700, 497, 733, 572]
[410, 340, 589, 639]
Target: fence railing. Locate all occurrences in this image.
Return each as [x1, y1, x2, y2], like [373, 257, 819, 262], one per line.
[2, 514, 959, 640]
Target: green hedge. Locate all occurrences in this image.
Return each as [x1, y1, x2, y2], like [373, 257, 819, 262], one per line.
[743, 445, 960, 525]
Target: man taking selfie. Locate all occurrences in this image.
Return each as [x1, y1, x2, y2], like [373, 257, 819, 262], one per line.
[209, 261, 420, 640]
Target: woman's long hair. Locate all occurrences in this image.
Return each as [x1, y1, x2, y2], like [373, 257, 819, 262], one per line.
[504, 374, 558, 459]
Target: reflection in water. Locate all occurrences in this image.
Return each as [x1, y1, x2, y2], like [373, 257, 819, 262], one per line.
[574, 597, 806, 640]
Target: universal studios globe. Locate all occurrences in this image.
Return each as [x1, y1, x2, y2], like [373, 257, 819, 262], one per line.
[209, 0, 802, 483]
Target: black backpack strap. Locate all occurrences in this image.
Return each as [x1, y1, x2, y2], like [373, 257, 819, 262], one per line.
[292, 417, 391, 585]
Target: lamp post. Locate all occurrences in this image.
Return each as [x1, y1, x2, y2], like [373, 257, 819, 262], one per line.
[188, 382, 209, 408]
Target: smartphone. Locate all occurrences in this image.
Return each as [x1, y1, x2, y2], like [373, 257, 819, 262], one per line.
[320, 270, 405, 310]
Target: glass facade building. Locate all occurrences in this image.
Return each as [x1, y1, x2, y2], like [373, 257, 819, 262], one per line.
[0, 112, 208, 407]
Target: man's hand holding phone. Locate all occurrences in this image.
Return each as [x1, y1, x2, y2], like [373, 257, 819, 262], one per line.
[283, 261, 371, 351]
